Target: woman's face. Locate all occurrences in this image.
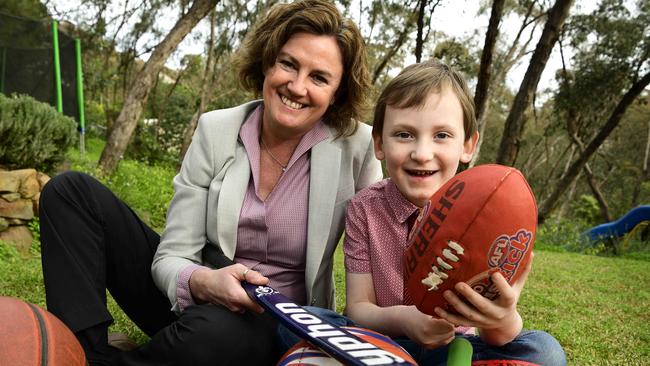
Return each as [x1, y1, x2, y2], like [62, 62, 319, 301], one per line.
[262, 32, 343, 138]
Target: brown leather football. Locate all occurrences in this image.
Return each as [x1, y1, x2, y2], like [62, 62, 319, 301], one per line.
[0, 296, 86, 365]
[403, 164, 536, 315]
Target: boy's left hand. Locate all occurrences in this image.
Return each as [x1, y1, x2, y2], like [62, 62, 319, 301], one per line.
[433, 252, 534, 330]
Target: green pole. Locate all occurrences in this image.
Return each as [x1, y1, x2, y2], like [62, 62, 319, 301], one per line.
[51, 20, 63, 113]
[75, 38, 86, 154]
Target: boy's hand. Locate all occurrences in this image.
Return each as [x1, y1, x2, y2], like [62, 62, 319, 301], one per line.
[433, 253, 534, 345]
[400, 306, 455, 349]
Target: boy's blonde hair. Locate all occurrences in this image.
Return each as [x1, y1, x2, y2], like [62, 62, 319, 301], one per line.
[234, 0, 370, 137]
[372, 59, 477, 140]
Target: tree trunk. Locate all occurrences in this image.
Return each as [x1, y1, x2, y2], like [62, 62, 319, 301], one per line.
[414, 0, 426, 62]
[470, 1, 539, 167]
[496, 0, 574, 166]
[474, 0, 505, 128]
[98, 0, 220, 174]
[538, 71, 650, 223]
[583, 163, 612, 223]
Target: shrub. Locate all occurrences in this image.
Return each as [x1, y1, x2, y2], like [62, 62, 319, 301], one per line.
[569, 194, 602, 226]
[0, 93, 77, 172]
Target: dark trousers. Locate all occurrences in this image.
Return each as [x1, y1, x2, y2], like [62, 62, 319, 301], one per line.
[40, 171, 278, 365]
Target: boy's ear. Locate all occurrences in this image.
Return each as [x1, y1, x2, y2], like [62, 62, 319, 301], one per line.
[460, 131, 479, 164]
[373, 135, 385, 160]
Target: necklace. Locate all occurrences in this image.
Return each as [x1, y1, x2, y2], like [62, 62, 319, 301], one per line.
[260, 137, 288, 172]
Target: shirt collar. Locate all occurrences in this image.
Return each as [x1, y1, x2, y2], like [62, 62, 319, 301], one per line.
[385, 179, 421, 224]
[239, 105, 330, 170]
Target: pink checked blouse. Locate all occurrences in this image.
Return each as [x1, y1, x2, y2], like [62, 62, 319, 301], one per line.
[177, 106, 328, 309]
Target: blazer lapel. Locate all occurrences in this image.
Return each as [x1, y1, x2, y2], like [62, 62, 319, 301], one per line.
[217, 143, 250, 259]
[305, 139, 341, 297]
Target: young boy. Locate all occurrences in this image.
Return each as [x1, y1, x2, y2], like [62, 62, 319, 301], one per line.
[341, 59, 566, 365]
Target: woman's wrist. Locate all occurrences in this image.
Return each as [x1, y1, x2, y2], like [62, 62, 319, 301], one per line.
[188, 267, 213, 304]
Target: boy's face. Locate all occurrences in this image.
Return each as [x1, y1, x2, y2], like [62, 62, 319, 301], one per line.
[374, 88, 478, 207]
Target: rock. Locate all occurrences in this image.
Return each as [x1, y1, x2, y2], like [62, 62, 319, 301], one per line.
[0, 225, 33, 252]
[0, 217, 8, 231]
[19, 176, 40, 198]
[7, 218, 27, 225]
[1, 192, 21, 202]
[37, 172, 51, 190]
[10, 168, 37, 181]
[0, 198, 34, 220]
[8, 169, 38, 198]
[32, 192, 41, 216]
[0, 172, 20, 193]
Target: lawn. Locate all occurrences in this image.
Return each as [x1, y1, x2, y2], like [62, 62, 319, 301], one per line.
[1, 138, 648, 365]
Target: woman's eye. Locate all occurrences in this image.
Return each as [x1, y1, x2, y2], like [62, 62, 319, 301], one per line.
[312, 75, 328, 84]
[279, 60, 294, 69]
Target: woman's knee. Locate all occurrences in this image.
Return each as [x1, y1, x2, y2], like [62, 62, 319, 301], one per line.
[40, 171, 93, 207]
[170, 305, 278, 365]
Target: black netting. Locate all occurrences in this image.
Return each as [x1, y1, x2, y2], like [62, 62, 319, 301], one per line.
[0, 12, 79, 121]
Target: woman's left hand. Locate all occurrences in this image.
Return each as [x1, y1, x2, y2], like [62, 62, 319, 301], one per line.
[189, 264, 269, 314]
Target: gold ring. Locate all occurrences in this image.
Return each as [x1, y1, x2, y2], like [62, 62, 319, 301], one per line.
[242, 268, 250, 281]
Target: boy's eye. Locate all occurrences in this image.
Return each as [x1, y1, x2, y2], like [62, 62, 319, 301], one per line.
[395, 132, 413, 139]
[435, 132, 451, 139]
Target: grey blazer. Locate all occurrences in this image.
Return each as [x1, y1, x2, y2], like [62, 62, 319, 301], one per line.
[152, 100, 383, 312]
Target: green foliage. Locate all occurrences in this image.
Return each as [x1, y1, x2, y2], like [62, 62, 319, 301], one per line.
[536, 220, 587, 253]
[129, 83, 198, 165]
[0, 239, 20, 261]
[0, 94, 77, 172]
[28, 217, 41, 253]
[0, 0, 49, 19]
[569, 194, 601, 226]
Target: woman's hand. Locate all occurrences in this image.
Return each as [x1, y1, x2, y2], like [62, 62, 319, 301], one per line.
[189, 264, 269, 314]
[400, 306, 455, 349]
[434, 253, 534, 345]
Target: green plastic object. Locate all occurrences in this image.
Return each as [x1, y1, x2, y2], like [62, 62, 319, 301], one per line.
[447, 337, 473, 366]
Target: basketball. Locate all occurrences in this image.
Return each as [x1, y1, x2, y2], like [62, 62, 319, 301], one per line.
[403, 164, 537, 315]
[0, 296, 86, 365]
[276, 326, 417, 366]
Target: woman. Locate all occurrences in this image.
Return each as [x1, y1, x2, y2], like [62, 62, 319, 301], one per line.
[39, 1, 382, 365]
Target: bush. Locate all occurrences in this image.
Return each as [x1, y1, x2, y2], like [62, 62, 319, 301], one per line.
[570, 194, 602, 226]
[0, 93, 77, 172]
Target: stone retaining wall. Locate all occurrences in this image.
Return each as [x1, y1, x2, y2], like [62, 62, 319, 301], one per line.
[0, 169, 50, 251]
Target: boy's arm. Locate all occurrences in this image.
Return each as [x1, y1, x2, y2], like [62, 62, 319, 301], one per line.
[342, 191, 453, 348]
[345, 272, 455, 349]
[434, 253, 534, 346]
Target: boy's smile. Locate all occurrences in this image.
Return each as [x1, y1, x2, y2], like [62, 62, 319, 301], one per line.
[374, 87, 478, 207]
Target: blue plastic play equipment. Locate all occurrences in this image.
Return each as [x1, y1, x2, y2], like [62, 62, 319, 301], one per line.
[583, 205, 650, 242]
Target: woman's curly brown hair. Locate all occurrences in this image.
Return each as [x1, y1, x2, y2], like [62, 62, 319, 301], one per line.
[234, 0, 371, 137]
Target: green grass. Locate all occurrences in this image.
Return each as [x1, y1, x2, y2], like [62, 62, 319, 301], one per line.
[2, 138, 649, 364]
[3, 241, 648, 364]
